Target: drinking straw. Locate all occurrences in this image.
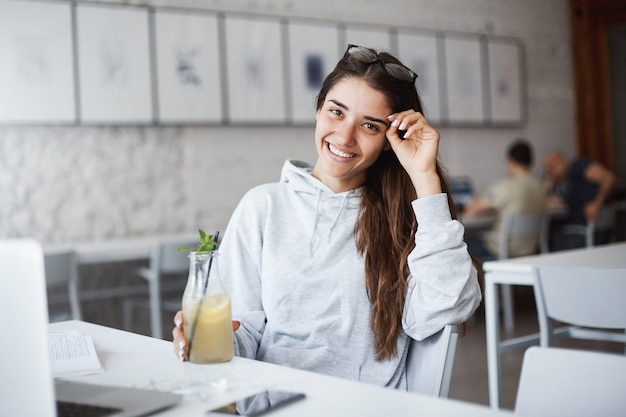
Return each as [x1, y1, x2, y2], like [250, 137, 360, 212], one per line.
[187, 231, 219, 360]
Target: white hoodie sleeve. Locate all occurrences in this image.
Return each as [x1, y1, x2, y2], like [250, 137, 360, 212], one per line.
[210, 188, 269, 360]
[402, 193, 482, 341]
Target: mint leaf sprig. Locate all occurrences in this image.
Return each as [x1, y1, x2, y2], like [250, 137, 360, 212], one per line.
[178, 229, 219, 253]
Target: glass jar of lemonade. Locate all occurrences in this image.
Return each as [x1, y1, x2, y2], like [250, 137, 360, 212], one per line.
[182, 251, 234, 364]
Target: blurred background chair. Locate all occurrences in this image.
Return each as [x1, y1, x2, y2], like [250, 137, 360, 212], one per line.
[406, 324, 459, 398]
[497, 212, 548, 333]
[533, 265, 626, 352]
[44, 249, 81, 322]
[515, 346, 626, 417]
[123, 239, 197, 339]
[560, 203, 617, 248]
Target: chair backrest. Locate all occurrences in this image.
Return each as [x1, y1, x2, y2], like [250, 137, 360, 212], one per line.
[515, 346, 626, 417]
[44, 249, 76, 287]
[406, 324, 459, 398]
[538, 213, 551, 254]
[562, 204, 617, 247]
[498, 212, 546, 259]
[533, 265, 626, 346]
[44, 248, 81, 320]
[151, 240, 197, 275]
[587, 204, 617, 246]
[595, 203, 617, 230]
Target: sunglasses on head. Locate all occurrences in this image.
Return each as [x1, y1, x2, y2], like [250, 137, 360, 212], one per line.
[343, 44, 418, 84]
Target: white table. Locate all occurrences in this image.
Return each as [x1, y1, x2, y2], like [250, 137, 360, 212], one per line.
[483, 242, 626, 409]
[45, 232, 198, 265]
[50, 320, 514, 417]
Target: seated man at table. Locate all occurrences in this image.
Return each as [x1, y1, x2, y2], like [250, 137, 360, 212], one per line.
[543, 151, 616, 249]
[463, 139, 547, 264]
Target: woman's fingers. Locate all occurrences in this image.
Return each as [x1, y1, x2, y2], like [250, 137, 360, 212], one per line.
[172, 311, 188, 361]
[388, 111, 432, 142]
[174, 310, 183, 328]
[390, 111, 436, 140]
[172, 315, 240, 362]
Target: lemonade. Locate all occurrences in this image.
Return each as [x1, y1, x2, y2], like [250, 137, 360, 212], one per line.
[182, 293, 234, 364]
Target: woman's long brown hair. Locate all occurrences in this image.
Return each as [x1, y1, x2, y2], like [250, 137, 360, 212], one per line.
[317, 49, 470, 361]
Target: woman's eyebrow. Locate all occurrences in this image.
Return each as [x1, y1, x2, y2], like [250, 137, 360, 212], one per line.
[364, 115, 389, 127]
[328, 99, 347, 109]
[328, 99, 389, 127]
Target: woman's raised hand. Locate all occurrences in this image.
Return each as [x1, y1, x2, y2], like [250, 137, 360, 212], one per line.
[386, 110, 442, 197]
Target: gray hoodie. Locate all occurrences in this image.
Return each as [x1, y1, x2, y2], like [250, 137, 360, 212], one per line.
[210, 159, 481, 396]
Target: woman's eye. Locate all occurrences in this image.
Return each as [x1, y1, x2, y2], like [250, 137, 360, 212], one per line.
[363, 122, 379, 132]
[330, 108, 342, 117]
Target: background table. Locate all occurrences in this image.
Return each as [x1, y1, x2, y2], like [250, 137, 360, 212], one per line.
[50, 320, 514, 417]
[45, 232, 198, 265]
[483, 242, 626, 409]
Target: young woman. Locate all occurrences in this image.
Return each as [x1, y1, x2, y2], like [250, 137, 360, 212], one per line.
[172, 44, 481, 411]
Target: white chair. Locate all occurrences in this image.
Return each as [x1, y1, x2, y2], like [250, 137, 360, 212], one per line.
[406, 324, 459, 397]
[496, 212, 547, 333]
[124, 239, 196, 339]
[44, 249, 81, 321]
[533, 265, 626, 350]
[561, 203, 616, 247]
[515, 346, 626, 417]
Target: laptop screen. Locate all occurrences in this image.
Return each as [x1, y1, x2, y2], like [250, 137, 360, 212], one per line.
[0, 239, 183, 417]
[0, 239, 56, 417]
[449, 177, 475, 211]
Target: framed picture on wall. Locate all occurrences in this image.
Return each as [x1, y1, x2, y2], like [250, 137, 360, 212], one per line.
[76, 4, 153, 124]
[443, 35, 485, 125]
[224, 15, 286, 124]
[286, 20, 341, 124]
[486, 38, 525, 125]
[343, 25, 392, 52]
[154, 10, 223, 124]
[0, 0, 75, 124]
[396, 30, 443, 124]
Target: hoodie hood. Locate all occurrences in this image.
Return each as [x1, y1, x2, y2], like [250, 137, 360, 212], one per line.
[279, 159, 363, 197]
[279, 160, 362, 257]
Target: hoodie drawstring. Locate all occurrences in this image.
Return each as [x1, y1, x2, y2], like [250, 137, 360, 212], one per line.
[309, 189, 322, 258]
[328, 190, 354, 242]
[309, 189, 355, 257]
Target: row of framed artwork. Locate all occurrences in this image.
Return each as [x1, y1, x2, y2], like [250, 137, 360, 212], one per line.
[0, 0, 526, 126]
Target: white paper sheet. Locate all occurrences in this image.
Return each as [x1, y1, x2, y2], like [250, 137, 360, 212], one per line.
[49, 330, 104, 378]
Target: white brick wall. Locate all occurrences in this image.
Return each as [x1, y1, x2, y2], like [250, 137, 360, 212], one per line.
[0, 0, 574, 244]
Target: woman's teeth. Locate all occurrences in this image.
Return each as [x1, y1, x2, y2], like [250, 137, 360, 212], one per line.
[328, 143, 355, 158]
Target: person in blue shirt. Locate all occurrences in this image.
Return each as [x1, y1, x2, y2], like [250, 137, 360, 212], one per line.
[544, 152, 616, 248]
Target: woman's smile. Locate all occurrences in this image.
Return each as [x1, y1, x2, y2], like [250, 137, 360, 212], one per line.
[327, 141, 356, 159]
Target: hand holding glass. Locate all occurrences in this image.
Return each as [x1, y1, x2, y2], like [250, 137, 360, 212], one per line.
[182, 251, 234, 364]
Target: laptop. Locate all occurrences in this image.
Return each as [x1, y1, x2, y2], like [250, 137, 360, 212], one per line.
[449, 176, 475, 212]
[0, 239, 182, 417]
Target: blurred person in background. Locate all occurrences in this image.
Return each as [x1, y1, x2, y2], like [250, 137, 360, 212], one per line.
[543, 151, 615, 249]
[463, 139, 547, 264]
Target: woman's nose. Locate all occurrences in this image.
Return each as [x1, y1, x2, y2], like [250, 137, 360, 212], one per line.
[336, 123, 356, 146]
